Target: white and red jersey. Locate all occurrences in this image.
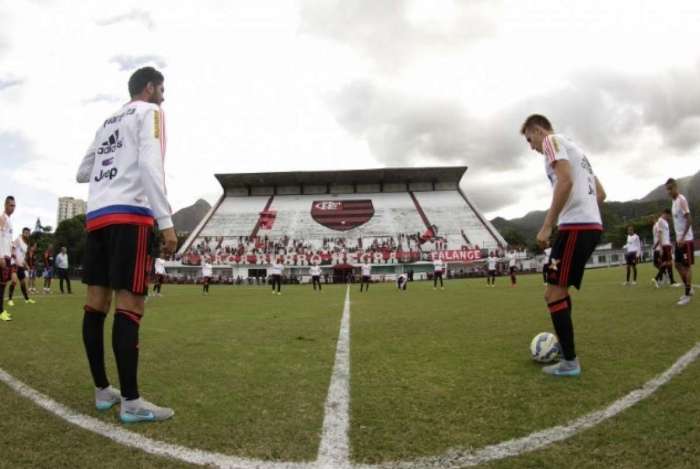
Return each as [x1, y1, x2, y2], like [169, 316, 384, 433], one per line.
[310, 265, 321, 276]
[12, 237, 28, 268]
[201, 262, 212, 278]
[542, 134, 602, 231]
[361, 264, 372, 276]
[433, 259, 445, 272]
[0, 212, 12, 257]
[671, 194, 694, 242]
[656, 217, 671, 247]
[624, 234, 641, 254]
[507, 252, 517, 267]
[652, 221, 661, 251]
[269, 262, 283, 276]
[154, 258, 166, 275]
[77, 100, 172, 232]
[487, 256, 497, 271]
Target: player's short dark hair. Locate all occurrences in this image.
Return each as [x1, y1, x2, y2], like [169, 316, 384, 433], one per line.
[663, 208, 672, 215]
[128, 67, 164, 97]
[5, 195, 14, 203]
[520, 114, 553, 134]
[22, 227, 30, 232]
[665, 178, 677, 186]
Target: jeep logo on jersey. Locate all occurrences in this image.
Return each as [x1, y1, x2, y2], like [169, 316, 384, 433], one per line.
[97, 130, 123, 155]
[311, 199, 374, 231]
[94, 167, 118, 182]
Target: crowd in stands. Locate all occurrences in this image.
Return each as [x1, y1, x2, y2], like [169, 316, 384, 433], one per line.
[177, 231, 479, 266]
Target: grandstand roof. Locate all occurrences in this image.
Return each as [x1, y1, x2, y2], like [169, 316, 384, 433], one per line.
[215, 166, 467, 190]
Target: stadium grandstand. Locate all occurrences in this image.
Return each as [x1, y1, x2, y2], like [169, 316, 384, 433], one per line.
[171, 167, 506, 282]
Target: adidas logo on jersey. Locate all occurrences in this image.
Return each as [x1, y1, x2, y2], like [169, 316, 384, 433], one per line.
[97, 130, 123, 155]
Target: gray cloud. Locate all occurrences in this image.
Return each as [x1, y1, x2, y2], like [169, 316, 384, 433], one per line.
[0, 77, 24, 91]
[96, 9, 155, 30]
[326, 62, 700, 181]
[300, 0, 498, 70]
[110, 54, 167, 72]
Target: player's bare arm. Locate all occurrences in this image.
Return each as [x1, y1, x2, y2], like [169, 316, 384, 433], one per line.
[595, 176, 606, 205]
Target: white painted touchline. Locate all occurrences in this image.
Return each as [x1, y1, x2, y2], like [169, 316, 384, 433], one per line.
[365, 341, 700, 469]
[315, 285, 352, 469]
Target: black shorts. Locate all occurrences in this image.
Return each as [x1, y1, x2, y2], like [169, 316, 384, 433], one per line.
[312, 275, 320, 282]
[202, 276, 211, 284]
[661, 245, 673, 263]
[625, 252, 638, 265]
[509, 266, 516, 274]
[15, 266, 26, 281]
[546, 229, 601, 290]
[488, 269, 496, 276]
[83, 224, 155, 295]
[362, 275, 371, 283]
[675, 241, 695, 267]
[434, 271, 443, 278]
[1, 256, 10, 284]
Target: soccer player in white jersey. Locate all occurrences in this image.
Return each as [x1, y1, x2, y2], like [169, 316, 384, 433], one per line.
[521, 114, 606, 377]
[507, 251, 518, 287]
[397, 272, 408, 291]
[201, 258, 213, 295]
[542, 247, 552, 285]
[666, 178, 694, 305]
[0, 196, 16, 321]
[486, 252, 497, 287]
[76, 67, 176, 422]
[652, 209, 676, 288]
[8, 227, 36, 306]
[269, 258, 283, 295]
[310, 263, 322, 291]
[622, 226, 642, 286]
[433, 258, 445, 290]
[153, 257, 166, 296]
[360, 260, 372, 292]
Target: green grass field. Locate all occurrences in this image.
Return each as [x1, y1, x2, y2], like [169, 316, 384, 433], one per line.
[1, 264, 698, 468]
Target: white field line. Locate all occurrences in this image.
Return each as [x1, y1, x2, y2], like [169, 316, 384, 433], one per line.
[0, 367, 309, 469]
[315, 285, 352, 469]
[367, 341, 700, 469]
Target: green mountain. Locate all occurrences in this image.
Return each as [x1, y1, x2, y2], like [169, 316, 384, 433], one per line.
[491, 170, 699, 250]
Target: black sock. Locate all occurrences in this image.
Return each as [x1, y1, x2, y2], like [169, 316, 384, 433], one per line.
[667, 267, 676, 284]
[20, 283, 29, 300]
[633, 266, 637, 281]
[686, 284, 692, 296]
[0, 282, 5, 310]
[82, 305, 109, 389]
[548, 297, 576, 361]
[112, 309, 141, 400]
[655, 268, 664, 281]
[626, 268, 630, 282]
[8, 283, 15, 300]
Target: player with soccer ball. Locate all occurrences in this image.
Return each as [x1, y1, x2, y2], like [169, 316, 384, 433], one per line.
[521, 115, 606, 377]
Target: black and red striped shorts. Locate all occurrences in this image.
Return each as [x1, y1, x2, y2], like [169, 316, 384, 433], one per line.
[546, 229, 601, 290]
[675, 241, 695, 267]
[83, 224, 155, 295]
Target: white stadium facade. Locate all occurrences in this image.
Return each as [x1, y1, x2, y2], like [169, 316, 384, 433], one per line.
[172, 167, 506, 282]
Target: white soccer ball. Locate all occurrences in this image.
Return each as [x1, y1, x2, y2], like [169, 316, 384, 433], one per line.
[530, 332, 561, 363]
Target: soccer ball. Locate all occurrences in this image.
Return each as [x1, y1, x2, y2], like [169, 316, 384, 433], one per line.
[530, 332, 561, 363]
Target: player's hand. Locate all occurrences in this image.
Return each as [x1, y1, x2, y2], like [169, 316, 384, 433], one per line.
[161, 228, 178, 255]
[536, 224, 552, 249]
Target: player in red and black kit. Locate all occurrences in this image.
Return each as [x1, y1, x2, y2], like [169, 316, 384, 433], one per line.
[42, 245, 54, 294]
[522, 114, 606, 377]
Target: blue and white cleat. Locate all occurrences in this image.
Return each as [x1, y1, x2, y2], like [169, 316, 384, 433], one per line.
[95, 385, 121, 411]
[542, 359, 581, 377]
[120, 397, 174, 423]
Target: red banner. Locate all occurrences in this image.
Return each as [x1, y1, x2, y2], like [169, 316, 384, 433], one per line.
[181, 249, 482, 266]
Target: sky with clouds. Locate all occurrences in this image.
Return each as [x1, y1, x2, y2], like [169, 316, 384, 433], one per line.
[1, 0, 700, 233]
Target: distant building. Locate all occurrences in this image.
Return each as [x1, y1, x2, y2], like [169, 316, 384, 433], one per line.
[57, 197, 86, 224]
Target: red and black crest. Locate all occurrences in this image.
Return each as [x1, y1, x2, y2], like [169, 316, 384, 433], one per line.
[311, 200, 374, 231]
